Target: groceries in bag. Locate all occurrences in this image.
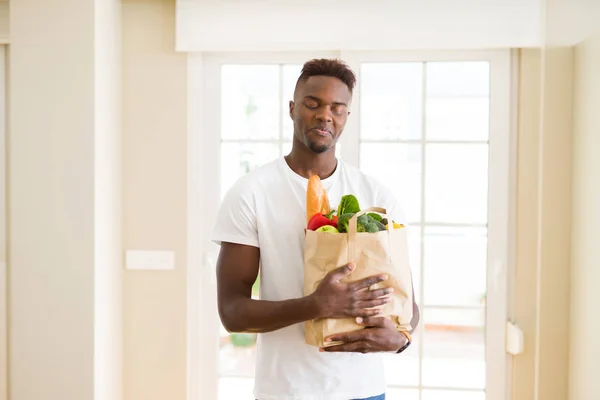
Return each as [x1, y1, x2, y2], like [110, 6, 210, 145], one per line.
[303, 175, 414, 347]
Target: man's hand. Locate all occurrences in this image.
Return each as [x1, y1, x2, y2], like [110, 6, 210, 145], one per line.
[319, 316, 408, 354]
[311, 263, 394, 319]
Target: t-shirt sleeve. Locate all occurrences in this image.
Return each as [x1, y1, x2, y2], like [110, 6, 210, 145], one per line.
[210, 180, 259, 248]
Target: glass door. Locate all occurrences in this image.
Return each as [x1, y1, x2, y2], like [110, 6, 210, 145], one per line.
[196, 50, 511, 400]
[339, 51, 511, 400]
[200, 52, 341, 400]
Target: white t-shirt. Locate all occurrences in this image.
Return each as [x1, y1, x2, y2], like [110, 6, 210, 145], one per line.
[211, 156, 407, 400]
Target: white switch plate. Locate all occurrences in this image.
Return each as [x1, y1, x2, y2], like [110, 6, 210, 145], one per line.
[125, 250, 175, 270]
[506, 321, 524, 355]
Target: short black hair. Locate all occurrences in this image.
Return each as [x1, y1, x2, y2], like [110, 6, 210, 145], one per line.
[296, 58, 357, 93]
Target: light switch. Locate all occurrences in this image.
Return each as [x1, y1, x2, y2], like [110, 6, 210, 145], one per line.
[125, 250, 175, 270]
[506, 321, 524, 355]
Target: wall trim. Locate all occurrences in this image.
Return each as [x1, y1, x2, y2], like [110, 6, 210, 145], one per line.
[0, 44, 7, 400]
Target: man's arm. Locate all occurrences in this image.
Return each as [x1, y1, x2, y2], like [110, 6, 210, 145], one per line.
[216, 242, 394, 334]
[216, 242, 319, 333]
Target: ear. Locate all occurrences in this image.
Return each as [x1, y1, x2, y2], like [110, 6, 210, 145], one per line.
[289, 100, 295, 119]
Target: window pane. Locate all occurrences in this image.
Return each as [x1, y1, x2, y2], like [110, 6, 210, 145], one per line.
[426, 61, 490, 141]
[385, 388, 420, 400]
[281, 141, 292, 157]
[426, 62, 490, 97]
[219, 332, 257, 377]
[426, 97, 490, 142]
[220, 142, 280, 200]
[359, 143, 422, 223]
[383, 330, 420, 386]
[422, 390, 485, 400]
[219, 377, 254, 400]
[424, 144, 488, 224]
[360, 63, 423, 140]
[424, 226, 487, 307]
[282, 65, 302, 141]
[422, 308, 486, 389]
[221, 65, 280, 140]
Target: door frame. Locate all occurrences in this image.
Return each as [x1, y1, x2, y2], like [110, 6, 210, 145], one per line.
[186, 49, 516, 400]
[0, 44, 8, 400]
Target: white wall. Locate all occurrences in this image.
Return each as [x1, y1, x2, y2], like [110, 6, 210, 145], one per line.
[176, 0, 543, 51]
[121, 1, 188, 399]
[569, 32, 600, 400]
[512, 47, 574, 400]
[0, 2, 8, 44]
[8, 1, 122, 399]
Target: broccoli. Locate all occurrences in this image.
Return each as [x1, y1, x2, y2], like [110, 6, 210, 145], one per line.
[356, 214, 387, 233]
[373, 219, 387, 231]
[338, 213, 387, 233]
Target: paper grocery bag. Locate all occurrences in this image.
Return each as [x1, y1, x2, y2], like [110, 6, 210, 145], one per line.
[304, 207, 414, 348]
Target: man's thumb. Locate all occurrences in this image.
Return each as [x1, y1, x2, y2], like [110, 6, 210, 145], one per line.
[329, 262, 355, 281]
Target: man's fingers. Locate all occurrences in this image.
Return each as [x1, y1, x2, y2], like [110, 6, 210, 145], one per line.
[349, 274, 388, 291]
[354, 308, 382, 318]
[357, 287, 394, 300]
[356, 316, 389, 328]
[324, 330, 366, 344]
[320, 340, 368, 353]
[327, 262, 355, 282]
[357, 297, 391, 309]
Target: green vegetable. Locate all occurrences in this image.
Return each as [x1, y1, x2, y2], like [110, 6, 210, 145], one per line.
[356, 215, 378, 233]
[337, 212, 387, 233]
[373, 219, 387, 231]
[356, 214, 387, 233]
[367, 213, 383, 222]
[336, 213, 355, 233]
[337, 195, 361, 217]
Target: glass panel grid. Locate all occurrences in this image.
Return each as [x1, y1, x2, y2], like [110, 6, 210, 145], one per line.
[216, 59, 494, 399]
[218, 63, 342, 390]
[358, 61, 491, 399]
[219, 63, 297, 384]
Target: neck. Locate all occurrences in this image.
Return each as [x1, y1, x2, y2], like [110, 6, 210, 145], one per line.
[285, 139, 338, 180]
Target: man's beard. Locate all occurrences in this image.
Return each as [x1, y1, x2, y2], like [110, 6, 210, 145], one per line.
[307, 141, 331, 154]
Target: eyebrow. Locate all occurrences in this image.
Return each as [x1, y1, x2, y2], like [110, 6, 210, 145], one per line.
[304, 95, 348, 107]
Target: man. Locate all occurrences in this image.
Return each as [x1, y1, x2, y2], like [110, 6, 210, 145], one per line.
[211, 58, 420, 400]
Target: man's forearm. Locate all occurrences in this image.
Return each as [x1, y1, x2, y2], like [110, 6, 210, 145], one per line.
[221, 295, 321, 334]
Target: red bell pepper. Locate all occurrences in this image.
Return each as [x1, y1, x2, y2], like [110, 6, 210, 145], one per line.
[306, 213, 338, 231]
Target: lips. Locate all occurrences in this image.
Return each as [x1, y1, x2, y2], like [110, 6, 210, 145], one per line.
[310, 127, 332, 136]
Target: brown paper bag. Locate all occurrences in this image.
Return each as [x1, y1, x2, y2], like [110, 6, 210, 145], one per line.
[303, 207, 414, 348]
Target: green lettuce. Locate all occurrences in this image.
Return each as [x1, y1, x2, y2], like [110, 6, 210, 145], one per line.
[336, 194, 360, 216]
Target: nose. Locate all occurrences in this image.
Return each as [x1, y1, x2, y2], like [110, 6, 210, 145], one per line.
[315, 106, 333, 123]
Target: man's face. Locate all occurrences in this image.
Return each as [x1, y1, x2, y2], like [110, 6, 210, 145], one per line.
[289, 75, 352, 154]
